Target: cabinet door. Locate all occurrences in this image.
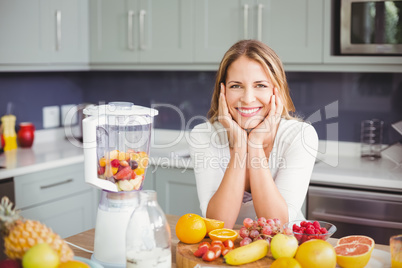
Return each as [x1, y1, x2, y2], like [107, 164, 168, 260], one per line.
[45, 0, 89, 63]
[138, 0, 194, 63]
[20, 190, 97, 239]
[195, 0, 251, 63]
[90, 0, 139, 63]
[260, 0, 323, 63]
[155, 168, 201, 216]
[0, 0, 48, 64]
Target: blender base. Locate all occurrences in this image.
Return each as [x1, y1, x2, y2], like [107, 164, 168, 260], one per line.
[91, 254, 125, 268]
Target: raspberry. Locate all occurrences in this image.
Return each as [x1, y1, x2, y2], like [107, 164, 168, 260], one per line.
[313, 221, 321, 229]
[306, 227, 315, 235]
[320, 227, 328, 234]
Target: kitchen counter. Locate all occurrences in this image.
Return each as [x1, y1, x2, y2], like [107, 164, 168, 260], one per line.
[65, 214, 391, 267]
[312, 140, 402, 192]
[1, 128, 401, 192]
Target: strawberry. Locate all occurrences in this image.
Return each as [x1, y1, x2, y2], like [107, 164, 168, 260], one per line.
[210, 245, 222, 258]
[114, 166, 132, 180]
[111, 159, 120, 168]
[223, 239, 234, 249]
[198, 242, 211, 250]
[194, 246, 208, 258]
[211, 240, 224, 250]
[222, 248, 231, 256]
[202, 250, 217, 262]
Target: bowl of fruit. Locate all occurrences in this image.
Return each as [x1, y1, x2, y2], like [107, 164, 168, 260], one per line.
[283, 220, 337, 245]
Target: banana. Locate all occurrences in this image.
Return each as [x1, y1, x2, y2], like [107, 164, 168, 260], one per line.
[224, 239, 269, 265]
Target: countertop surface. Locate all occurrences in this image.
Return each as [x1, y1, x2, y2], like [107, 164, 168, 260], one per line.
[1, 128, 401, 192]
[65, 214, 391, 267]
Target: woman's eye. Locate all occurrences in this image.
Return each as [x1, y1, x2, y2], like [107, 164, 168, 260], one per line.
[256, 84, 268, 88]
[230, 84, 241, 89]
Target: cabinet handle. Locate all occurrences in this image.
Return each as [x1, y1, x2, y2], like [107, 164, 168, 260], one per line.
[257, 4, 263, 41]
[128, 10, 134, 51]
[312, 210, 402, 229]
[139, 10, 146, 50]
[55, 10, 62, 51]
[40, 178, 73, 190]
[243, 4, 249, 39]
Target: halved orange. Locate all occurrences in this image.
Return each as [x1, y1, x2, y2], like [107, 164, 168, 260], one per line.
[334, 243, 372, 268]
[208, 228, 238, 242]
[202, 218, 224, 235]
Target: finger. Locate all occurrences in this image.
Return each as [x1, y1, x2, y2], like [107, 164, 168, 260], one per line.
[274, 88, 284, 120]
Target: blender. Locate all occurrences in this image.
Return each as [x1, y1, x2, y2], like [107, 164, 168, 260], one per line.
[83, 102, 158, 267]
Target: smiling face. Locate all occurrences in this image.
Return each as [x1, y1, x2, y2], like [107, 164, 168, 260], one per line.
[225, 55, 274, 130]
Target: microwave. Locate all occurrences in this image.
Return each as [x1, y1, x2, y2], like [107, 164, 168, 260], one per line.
[340, 0, 402, 55]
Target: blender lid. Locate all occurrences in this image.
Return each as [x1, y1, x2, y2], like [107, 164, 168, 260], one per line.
[83, 102, 158, 117]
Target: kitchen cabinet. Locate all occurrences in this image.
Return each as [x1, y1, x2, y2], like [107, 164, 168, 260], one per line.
[0, 0, 88, 69]
[194, 0, 323, 64]
[89, 0, 194, 64]
[143, 165, 201, 216]
[14, 163, 98, 239]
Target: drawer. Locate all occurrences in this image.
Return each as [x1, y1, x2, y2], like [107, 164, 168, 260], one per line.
[20, 190, 97, 238]
[14, 163, 91, 209]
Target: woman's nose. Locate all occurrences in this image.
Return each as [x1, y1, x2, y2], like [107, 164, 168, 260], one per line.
[240, 88, 256, 104]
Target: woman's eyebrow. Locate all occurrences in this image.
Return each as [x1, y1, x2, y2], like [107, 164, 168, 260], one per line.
[227, 81, 242, 84]
[254, 80, 269, 83]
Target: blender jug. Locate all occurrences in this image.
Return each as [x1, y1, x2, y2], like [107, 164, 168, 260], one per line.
[82, 102, 158, 267]
[83, 102, 158, 192]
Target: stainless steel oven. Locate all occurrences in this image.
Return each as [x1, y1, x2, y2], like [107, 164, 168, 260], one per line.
[307, 184, 402, 245]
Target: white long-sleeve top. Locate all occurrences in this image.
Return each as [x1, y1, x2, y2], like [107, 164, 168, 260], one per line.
[189, 119, 318, 224]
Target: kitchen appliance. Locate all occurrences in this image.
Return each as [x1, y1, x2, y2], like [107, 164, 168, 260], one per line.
[65, 103, 94, 143]
[83, 102, 158, 267]
[340, 0, 402, 55]
[307, 184, 402, 245]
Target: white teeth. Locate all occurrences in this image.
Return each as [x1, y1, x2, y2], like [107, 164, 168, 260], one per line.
[238, 108, 259, 114]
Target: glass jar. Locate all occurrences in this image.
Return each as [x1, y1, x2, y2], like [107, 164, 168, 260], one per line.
[126, 190, 171, 268]
[17, 122, 35, 148]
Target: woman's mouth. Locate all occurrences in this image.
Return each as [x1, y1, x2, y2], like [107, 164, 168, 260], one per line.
[236, 107, 261, 117]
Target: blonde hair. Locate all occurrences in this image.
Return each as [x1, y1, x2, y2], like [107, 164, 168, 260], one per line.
[207, 40, 297, 122]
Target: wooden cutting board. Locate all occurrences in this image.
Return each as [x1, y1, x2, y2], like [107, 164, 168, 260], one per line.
[176, 236, 275, 268]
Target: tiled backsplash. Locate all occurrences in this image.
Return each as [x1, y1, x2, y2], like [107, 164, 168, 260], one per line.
[0, 71, 401, 144]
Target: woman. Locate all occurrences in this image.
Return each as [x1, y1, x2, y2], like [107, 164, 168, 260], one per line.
[189, 40, 318, 228]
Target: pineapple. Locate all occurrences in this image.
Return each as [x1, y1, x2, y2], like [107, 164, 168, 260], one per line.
[0, 196, 74, 262]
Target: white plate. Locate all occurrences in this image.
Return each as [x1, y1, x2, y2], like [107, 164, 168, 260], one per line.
[366, 249, 391, 268]
[74, 256, 104, 268]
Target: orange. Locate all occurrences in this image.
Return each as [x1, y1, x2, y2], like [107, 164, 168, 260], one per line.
[334, 243, 372, 268]
[271, 257, 302, 268]
[295, 239, 337, 268]
[175, 214, 206, 244]
[202, 217, 224, 235]
[208, 228, 238, 242]
[58, 260, 90, 268]
[336, 235, 375, 251]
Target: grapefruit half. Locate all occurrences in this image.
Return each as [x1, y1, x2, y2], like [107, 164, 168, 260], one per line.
[334, 243, 372, 268]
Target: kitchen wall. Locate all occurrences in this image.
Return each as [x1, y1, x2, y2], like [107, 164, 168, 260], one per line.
[1, 71, 401, 144]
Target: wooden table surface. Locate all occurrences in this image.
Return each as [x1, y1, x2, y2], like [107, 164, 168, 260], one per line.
[65, 214, 390, 267]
